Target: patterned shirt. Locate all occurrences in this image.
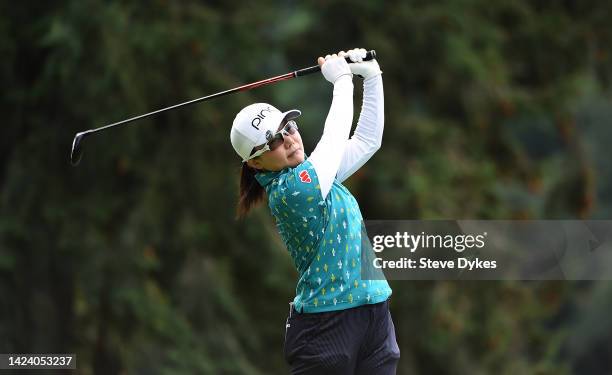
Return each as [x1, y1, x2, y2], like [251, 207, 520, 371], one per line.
[255, 159, 392, 313]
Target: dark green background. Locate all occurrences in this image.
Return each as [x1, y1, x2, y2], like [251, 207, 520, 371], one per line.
[2, 1, 612, 374]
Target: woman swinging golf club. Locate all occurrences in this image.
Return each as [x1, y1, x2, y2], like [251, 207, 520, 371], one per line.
[230, 48, 400, 374]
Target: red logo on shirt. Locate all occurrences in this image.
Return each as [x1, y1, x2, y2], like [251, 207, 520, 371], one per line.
[299, 170, 312, 183]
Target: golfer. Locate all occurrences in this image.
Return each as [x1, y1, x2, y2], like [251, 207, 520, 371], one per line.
[230, 48, 400, 374]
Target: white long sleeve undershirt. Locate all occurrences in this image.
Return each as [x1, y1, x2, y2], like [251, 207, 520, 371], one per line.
[336, 74, 384, 183]
[309, 74, 384, 199]
[308, 75, 354, 199]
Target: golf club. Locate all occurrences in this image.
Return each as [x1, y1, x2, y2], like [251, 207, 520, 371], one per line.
[70, 50, 377, 166]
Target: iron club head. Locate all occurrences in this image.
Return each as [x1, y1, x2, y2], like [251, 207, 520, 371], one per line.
[70, 132, 87, 166]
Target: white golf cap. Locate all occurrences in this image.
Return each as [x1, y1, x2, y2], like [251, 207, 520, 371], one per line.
[230, 103, 301, 162]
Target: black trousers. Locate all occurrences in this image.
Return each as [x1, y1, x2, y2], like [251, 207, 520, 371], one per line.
[283, 299, 400, 375]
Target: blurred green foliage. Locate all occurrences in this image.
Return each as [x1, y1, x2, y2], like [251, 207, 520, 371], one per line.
[1, 1, 612, 374]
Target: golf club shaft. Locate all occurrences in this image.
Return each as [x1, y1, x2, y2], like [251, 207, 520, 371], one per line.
[81, 50, 376, 136]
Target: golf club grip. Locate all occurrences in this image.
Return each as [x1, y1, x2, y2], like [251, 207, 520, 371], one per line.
[294, 50, 377, 77]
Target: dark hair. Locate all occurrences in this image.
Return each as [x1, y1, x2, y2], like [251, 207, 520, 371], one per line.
[236, 162, 266, 219]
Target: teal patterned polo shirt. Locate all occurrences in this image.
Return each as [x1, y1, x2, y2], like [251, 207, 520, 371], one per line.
[255, 159, 392, 313]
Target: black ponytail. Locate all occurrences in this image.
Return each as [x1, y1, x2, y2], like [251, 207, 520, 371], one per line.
[236, 163, 266, 219]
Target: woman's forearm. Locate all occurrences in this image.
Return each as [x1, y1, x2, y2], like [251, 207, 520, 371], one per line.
[335, 74, 384, 183]
[309, 75, 355, 199]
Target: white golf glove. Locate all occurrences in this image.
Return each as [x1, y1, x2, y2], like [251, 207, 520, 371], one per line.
[347, 48, 382, 79]
[320, 53, 352, 84]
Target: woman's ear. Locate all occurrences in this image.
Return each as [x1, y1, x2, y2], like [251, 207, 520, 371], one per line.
[247, 158, 263, 170]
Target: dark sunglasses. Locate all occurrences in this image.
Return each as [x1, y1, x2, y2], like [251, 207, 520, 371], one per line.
[248, 120, 299, 160]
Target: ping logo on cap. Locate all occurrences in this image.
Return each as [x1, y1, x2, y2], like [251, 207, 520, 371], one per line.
[251, 107, 273, 130]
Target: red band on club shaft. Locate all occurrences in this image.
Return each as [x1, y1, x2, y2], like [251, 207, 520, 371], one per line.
[238, 72, 295, 91]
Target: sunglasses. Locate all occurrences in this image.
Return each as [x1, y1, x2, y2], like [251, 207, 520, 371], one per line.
[247, 120, 299, 160]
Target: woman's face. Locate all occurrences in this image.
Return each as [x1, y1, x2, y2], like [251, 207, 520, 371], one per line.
[246, 121, 305, 172]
